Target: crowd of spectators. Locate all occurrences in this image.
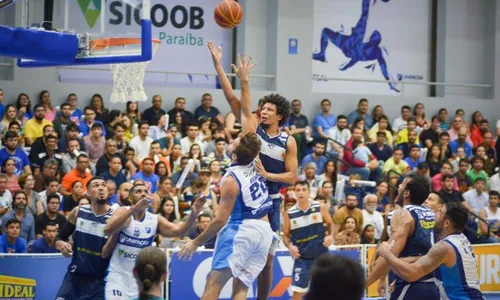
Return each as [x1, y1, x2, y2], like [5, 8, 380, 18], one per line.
[0, 88, 498, 254]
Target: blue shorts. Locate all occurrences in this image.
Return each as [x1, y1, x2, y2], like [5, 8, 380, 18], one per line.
[55, 272, 105, 300]
[390, 280, 440, 300]
[291, 258, 314, 293]
[269, 196, 281, 232]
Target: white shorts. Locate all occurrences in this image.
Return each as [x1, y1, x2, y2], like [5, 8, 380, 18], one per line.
[105, 274, 138, 300]
[211, 219, 273, 288]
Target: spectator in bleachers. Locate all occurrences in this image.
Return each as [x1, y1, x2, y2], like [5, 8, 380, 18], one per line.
[15, 93, 32, 122]
[398, 130, 420, 158]
[0, 176, 13, 222]
[53, 103, 72, 139]
[313, 98, 336, 142]
[83, 123, 106, 164]
[450, 127, 473, 158]
[4, 158, 20, 193]
[61, 139, 86, 177]
[335, 216, 361, 246]
[361, 194, 384, 240]
[37, 177, 62, 214]
[39, 91, 56, 122]
[166, 144, 182, 174]
[106, 180, 118, 205]
[333, 194, 363, 238]
[18, 174, 39, 216]
[95, 139, 136, 176]
[0, 131, 30, 177]
[32, 135, 62, 171]
[466, 156, 488, 185]
[187, 213, 216, 249]
[120, 114, 134, 142]
[224, 111, 242, 141]
[421, 116, 441, 149]
[142, 96, 166, 126]
[392, 105, 411, 134]
[24, 104, 53, 146]
[426, 144, 443, 177]
[482, 132, 496, 165]
[396, 117, 419, 146]
[371, 105, 386, 128]
[299, 162, 322, 198]
[58, 122, 85, 154]
[352, 140, 374, 165]
[403, 145, 423, 171]
[61, 154, 91, 197]
[367, 115, 392, 146]
[148, 114, 168, 141]
[194, 93, 223, 123]
[155, 162, 168, 178]
[101, 155, 127, 188]
[0, 105, 21, 136]
[302, 141, 327, 174]
[478, 191, 500, 241]
[318, 160, 338, 187]
[319, 181, 336, 209]
[287, 99, 310, 161]
[66, 93, 83, 122]
[347, 98, 372, 130]
[125, 101, 141, 123]
[448, 115, 472, 145]
[382, 148, 409, 178]
[167, 97, 194, 125]
[143, 141, 170, 175]
[32, 221, 58, 253]
[344, 127, 380, 181]
[104, 109, 122, 139]
[413, 103, 431, 134]
[198, 117, 212, 144]
[438, 131, 453, 161]
[488, 171, 500, 193]
[352, 118, 369, 142]
[34, 195, 65, 239]
[375, 181, 390, 213]
[327, 114, 350, 160]
[171, 156, 198, 191]
[368, 131, 393, 162]
[180, 121, 204, 155]
[129, 121, 154, 161]
[29, 124, 55, 162]
[188, 144, 202, 174]
[432, 162, 458, 191]
[476, 145, 495, 176]
[361, 224, 377, 244]
[438, 174, 467, 206]
[470, 111, 483, 137]
[204, 126, 225, 156]
[79, 106, 106, 137]
[455, 159, 472, 193]
[0, 219, 27, 253]
[34, 159, 59, 193]
[437, 108, 449, 130]
[1, 191, 35, 244]
[90, 93, 109, 123]
[208, 160, 222, 191]
[463, 178, 489, 214]
[133, 158, 160, 193]
[204, 138, 231, 172]
[61, 181, 84, 216]
[471, 119, 493, 149]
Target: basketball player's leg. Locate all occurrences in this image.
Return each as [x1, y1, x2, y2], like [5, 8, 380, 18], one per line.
[291, 258, 312, 300]
[201, 269, 233, 300]
[232, 278, 250, 300]
[105, 277, 130, 300]
[55, 272, 81, 300]
[390, 281, 440, 300]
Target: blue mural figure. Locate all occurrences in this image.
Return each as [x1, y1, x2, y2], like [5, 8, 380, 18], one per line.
[312, 0, 400, 92]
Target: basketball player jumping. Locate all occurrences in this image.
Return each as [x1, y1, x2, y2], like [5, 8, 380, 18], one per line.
[366, 175, 440, 300]
[179, 53, 274, 300]
[208, 40, 298, 300]
[377, 202, 484, 300]
[54, 177, 112, 300]
[101, 182, 206, 300]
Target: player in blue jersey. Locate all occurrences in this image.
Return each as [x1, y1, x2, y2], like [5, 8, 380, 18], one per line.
[377, 202, 484, 300]
[366, 174, 440, 300]
[54, 176, 111, 300]
[283, 181, 334, 299]
[208, 40, 298, 300]
[179, 53, 274, 300]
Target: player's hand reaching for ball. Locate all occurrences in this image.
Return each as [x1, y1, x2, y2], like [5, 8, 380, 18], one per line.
[207, 41, 222, 66]
[132, 198, 151, 214]
[178, 240, 198, 261]
[376, 240, 395, 258]
[232, 54, 256, 82]
[288, 245, 300, 260]
[56, 240, 73, 257]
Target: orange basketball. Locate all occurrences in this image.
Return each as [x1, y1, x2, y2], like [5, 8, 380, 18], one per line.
[214, 0, 243, 29]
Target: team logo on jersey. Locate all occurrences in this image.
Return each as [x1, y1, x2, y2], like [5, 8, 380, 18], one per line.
[119, 234, 126, 243]
[311, 207, 316, 212]
[145, 227, 152, 234]
[134, 228, 140, 237]
[312, 215, 318, 221]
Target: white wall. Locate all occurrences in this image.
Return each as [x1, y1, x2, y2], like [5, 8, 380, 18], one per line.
[0, 0, 499, 126]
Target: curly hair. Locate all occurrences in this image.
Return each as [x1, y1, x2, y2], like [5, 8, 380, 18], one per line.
[261, 94, 290, 126]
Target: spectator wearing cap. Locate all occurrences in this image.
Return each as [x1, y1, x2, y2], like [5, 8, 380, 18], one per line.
[78, 106, 106, 137]
[0, 131, 31, 177]
[0, 219, 27, 253]
[194, 93, 223, 124]
[24, 104, 53, 146]
[403, 145, 423, 171]
[58, 122, 86, 153]
[132, 157, 160, 193]
[83, 123, 106, 164]
[301, 141, 327, 174]
[463, 178, 489, 214]
[204, 138, 231, 173]
[368, 131, 393, 162]
[348, 98, 373, 130]
[142, 95, 166, 126]
[61, 154, 92, 196]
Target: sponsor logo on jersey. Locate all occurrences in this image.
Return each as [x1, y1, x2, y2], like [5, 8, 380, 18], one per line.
[0, 275, 36, 299]
[118, 233, 153, 248]
[118, 249, 137, 260]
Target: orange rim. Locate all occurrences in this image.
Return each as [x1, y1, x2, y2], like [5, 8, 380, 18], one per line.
[90, 38, 161, 51]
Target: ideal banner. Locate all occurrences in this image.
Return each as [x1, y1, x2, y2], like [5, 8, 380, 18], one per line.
[169, 249, 360, 300]
[0, 254, 70, 300]
[58, 0, 231, 88]
[311, 0, 431, 95]
[473, 244, 500, 292]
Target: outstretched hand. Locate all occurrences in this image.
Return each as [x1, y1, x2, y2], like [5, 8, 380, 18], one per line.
[207, 41, 222, 66]
[231, 54, 257, 82]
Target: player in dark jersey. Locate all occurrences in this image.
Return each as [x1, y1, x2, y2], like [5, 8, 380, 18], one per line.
[55, 176, 111, 300]
[283, 181, 334, 300]
[208, 41, 298, 300]
[366, 175, 440, 300]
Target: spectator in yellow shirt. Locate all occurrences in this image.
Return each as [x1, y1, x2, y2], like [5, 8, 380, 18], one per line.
[396, 117, 420, 146]
[383, 148, 410, 177]
[367, 115, 393, 147]
[24, 105, 53, 146]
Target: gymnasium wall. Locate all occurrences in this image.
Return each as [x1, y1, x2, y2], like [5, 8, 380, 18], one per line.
[0, 0, 499, 125]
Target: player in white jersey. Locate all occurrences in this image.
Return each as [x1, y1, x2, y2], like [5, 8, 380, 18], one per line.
[179, 53, 274, 300]
[102, 182, 206, 300]
[377, 202, 484, 300]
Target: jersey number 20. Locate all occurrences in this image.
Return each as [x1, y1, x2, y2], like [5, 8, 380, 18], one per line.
[249, 177, 268, 201]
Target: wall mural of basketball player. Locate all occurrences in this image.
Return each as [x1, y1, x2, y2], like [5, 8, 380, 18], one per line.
[312, 0, 400, 93]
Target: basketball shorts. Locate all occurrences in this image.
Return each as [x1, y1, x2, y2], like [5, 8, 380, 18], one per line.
[105, 273, 138, 300]
[291, 257, 314, 293]
[55, 272, 105, 300]
[212, 219, 273, 288]
[269, 195, 282, 232]
[390, 279, 440, 300]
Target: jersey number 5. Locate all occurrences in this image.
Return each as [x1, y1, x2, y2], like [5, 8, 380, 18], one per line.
[249, 177, 268, 201]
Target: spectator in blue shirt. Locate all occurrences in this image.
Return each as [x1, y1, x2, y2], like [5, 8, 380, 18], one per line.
[449, 127, 473, 158]
[31, 221, 58, 253]
[78, 107, 106, 137]
[313, 99, 337, 140]
[301, 141, 328, 174]
[0, 131, 31, 177]
[187, 213, 217, 249]
[67, 93, 83, 122]
[0, 219, 27, 253]
[347, 98, 373, 130]
[1, 191, 35, 244]
[102, 155, 128, 188]
[194, 93, 223, 124]
[132, 157, 159, 193]
[404, 145, 423, 171]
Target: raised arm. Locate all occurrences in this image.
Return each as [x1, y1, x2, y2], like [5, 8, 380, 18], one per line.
[232, 54, 258, 134]
[207, 41, 241, 120]
[157, 195, 206, 238]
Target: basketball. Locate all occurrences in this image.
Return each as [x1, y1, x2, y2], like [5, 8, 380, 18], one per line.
[214, 0, 243, 29]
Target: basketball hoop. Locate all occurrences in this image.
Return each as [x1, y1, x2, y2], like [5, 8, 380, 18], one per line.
[89, 37, 161, 103]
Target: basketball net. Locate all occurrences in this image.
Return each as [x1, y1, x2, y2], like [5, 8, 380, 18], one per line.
[109, 41, 160, 103]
